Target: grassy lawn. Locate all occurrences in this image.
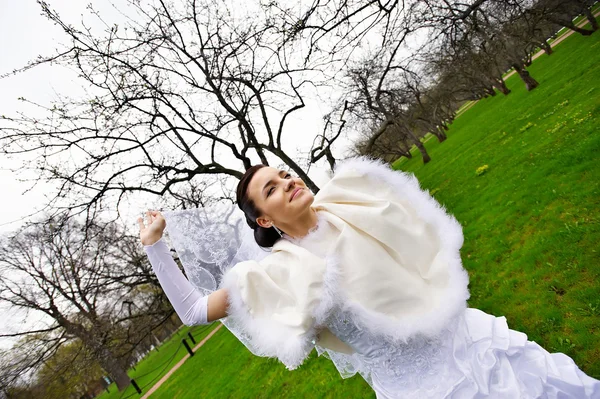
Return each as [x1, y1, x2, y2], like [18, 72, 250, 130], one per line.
[394, 31, 600, 377]
[149, 326, 374, 399]
[148, 30, 599, 398]
[96, 323, 221, 399]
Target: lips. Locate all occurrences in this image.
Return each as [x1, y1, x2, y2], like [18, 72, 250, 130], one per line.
[290, 187, 302, 202]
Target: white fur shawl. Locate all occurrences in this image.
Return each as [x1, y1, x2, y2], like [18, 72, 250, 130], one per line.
[220, 157, 470, 370]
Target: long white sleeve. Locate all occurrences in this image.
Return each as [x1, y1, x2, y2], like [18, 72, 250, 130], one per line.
[144, 238, 209, 325]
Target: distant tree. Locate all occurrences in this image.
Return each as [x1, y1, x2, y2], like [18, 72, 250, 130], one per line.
[532, 0, 598, 36]
[0, 214, 170, 391]
[8, 340, 105, 399]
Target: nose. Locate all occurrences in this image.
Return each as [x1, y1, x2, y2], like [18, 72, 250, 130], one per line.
[284, 176, 295, 192]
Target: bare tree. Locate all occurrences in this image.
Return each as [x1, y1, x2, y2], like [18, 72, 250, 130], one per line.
[351, 120, 415, 162]
[532, 0, 598, 36]
[345, 50, 432, 163]
[2, 0, 596, 213]
[0, 0, 347, 222]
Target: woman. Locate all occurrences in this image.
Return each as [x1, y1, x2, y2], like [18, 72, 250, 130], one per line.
[139, 158, 599, 398]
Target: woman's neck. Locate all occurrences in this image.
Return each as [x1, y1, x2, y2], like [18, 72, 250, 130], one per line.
[278, 207, 319, 239]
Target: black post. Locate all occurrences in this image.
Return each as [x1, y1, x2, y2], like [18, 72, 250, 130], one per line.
[187, 332, 196, 344]
[182, 338, 194, 357]
[130, 379, 142, 394]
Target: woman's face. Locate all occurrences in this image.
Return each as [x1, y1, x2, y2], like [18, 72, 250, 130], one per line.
[247, 166, 314, 228]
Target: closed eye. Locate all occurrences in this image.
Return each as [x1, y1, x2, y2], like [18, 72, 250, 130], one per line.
[266, 172, 292, 197]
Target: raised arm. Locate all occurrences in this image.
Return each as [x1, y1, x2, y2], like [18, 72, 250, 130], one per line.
[138, 211, 229, 324]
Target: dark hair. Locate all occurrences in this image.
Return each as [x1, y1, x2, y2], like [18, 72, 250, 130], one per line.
[236, 164, 282, 248]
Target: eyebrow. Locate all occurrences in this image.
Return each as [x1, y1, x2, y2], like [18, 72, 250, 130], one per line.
[262, 170, 286, 197]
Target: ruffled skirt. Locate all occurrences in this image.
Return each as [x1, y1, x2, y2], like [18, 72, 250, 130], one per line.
[369, 308, 600, 399]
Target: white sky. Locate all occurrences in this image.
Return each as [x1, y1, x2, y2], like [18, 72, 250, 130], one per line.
[0, 0, 78, 349]
[0, 0, 341, 348]
[0, 0, 92, 234]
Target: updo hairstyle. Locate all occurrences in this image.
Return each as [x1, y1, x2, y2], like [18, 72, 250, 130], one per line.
[236, 165, 283, 248]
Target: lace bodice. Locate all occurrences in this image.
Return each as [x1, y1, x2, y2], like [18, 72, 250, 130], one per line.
[323, 305, 465, 397]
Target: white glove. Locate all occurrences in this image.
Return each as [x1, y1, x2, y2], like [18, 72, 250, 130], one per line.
[144, 239, 209, 325]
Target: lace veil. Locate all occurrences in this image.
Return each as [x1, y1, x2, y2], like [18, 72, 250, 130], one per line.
[162, 205, 273, 357]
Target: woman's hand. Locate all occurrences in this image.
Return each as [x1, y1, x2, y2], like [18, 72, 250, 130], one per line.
[138, 210, 166, 246]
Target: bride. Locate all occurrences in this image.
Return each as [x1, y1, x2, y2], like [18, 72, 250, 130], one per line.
[138, 157, 599, 398]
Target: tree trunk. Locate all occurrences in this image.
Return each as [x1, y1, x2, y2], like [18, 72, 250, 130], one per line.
[96, 347, 131, 391]
[562, 20, 594, 36]
[581, 8, 599, 31]
[494, 79, 511, 95]
[58, 316, 132, 391]
[414, 140, 431, 163]
[485, 86, 497, 97]
[364, 119, 392, 157]
[400, 124, 431, 164]
[512, 63, 539, 91]
[539, 40, 553, 55]
[399, 140, 413, 158]
[432, 128, 447, 142]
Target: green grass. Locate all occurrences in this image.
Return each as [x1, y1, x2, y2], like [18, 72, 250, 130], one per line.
[394, 31, 600, 377]
[150, 326, 374, 399]
[96, 323, 220, 399]
[445, 7, 598, 125]
[148, 30, 599, 398]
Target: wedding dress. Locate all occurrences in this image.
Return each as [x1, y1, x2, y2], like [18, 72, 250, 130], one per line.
[145, 157, 599, 398]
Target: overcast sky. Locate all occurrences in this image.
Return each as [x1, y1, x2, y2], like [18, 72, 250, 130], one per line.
[0, 0, 78, 349]
[0, 0, 91, 234]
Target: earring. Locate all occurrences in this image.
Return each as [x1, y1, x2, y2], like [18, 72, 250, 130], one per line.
[273, 225, 283, 237]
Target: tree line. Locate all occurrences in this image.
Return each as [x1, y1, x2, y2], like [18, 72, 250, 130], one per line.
[0, 215, 178, 395]
[330, 0, 598, 163]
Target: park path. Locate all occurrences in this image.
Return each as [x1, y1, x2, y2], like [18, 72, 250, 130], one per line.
[141, 323, 223, 399]
[503, 11, 599, 80]
[455, 11, 599, 118]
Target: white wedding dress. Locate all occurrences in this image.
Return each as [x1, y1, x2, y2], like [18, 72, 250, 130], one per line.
[148, 158, 600, 398]
[292, 215, 600, 399]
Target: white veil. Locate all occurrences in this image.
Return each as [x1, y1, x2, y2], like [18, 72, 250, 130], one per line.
[162, 205, 272, 357]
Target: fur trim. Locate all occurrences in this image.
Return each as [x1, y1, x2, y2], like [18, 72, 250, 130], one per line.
[218, 212, 344, 370]
[328, 156, 470, 342]
[219, 266, 315, 370]
[285, 213, 344, 326]
[312, 255, 344, 326]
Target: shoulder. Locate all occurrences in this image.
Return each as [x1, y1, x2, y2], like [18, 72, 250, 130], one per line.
[332, 156, 418, 188]
[314, 156, 421, 204]
[227, 238, 321, 276]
